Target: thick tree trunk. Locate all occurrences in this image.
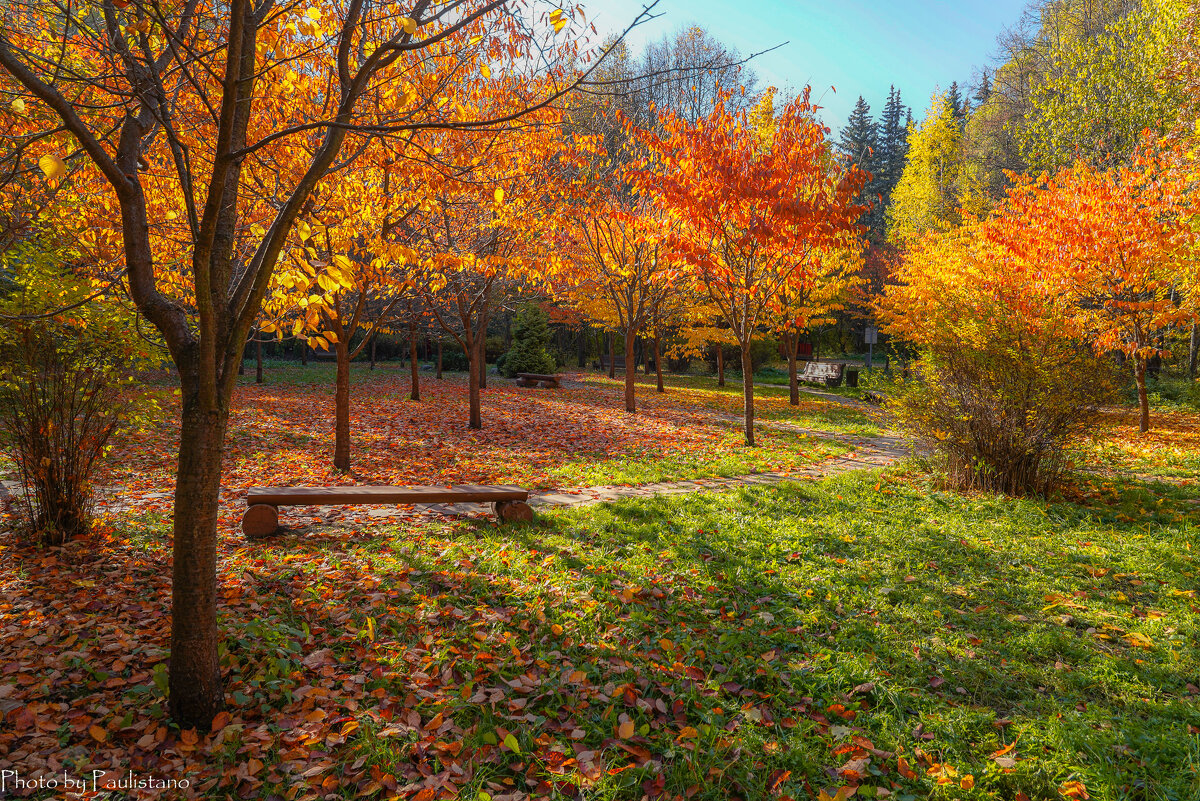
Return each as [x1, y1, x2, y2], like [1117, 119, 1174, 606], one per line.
[333, 340, 351, 471]
[478, 338, 488, 390]
[436, 341, 443, 380]
[255, 335, 263, 384]
[654, 334, 664, 393]
[785, 332, 799, 406]
[468, 338, 483, 430]
[409, 322, 420, 401]
[608, 333, 616, 379]
[1189, 322, 1198, 381]
[741, 343, 756, 447]
[624, 328, 637, 413]
[578, 324, 587, 368]
[300, 342, 307, 366]
[168, 396, 227, 729]
[1135, 356, 1150, 435]
[717, 346, 725, 387]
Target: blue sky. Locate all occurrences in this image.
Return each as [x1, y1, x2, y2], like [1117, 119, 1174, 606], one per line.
[585, 0, 1031, 129]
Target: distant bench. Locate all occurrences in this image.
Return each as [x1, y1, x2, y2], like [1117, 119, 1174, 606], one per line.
[515, 373, 561, 388]
[242, 484, 533, 539]
[799, 361, 845, 388]
[597, 355, 626, 370]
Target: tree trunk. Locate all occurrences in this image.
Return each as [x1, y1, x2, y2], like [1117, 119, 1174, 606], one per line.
[578, 324, 587, 368]
[608, 333, 616, 379]
[1135, 356, 1150, 435]
[624, 327, 637, 413]
[468, 337, 483, 430]
[478, 334, 488, 390]
[436, 340, 443, 380]
[168, 397, 227, 729]
[717, 345, 725, 387]
[741, 343, 756, 446]
[300, 342, 307, 366]
[785, 332, 799, 406]
[1189, 322, 1198, 381]
[255, 334, 263, 385]
[370, 337, 376, 371]
[333, 340, 351, 471]
[409, 322, 420, 401]
[654, 334, 664, 393]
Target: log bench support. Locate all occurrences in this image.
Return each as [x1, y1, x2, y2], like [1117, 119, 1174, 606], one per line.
[242, 485, 533, 539]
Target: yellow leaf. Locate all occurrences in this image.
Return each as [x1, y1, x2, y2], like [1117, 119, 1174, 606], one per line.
[494, 188, 504, 205]
[617, 719, 634, 739]
[402, 16, 417, 35]
[480, 63, 491, 79]
[10, 99, 25, 114]
[304, 7, 320, 21]
[38, 154, 66, 184]
[88, 724, 108, 742]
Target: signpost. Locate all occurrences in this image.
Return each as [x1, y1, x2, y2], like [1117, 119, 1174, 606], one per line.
[864, 326, 878, 372]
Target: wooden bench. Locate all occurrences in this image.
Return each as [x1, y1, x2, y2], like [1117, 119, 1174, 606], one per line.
[597, 355, 626, 370]
[515, 373, 561, 388]
[242, 484, 533, 539]
[799, 361, 845, 388]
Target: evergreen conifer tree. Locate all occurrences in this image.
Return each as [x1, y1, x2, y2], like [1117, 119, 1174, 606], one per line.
[501, 303, 557, 378]
[838, 97, 884, 239]
[877, 87, 911, 221]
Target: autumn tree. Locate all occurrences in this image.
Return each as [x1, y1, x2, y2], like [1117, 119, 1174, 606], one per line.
[558, 150, 679, 412]
[985, 151, 1198, 433]
[636, 89, 867, 445]
[879, 223, 1113, 495]
[774, 244, 862, 405]
[402, 118, 562, 429]
[0, 0, 640, 727]
[887, 92, 965, 244]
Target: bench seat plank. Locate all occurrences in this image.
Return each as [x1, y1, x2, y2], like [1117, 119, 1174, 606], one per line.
[246, 485, 529, 507]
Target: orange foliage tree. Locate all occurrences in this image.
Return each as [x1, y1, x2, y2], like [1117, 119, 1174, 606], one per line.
[0, 0, 627, 726]
[985, 150, 1198, 433]
[634, 89, 867, 445]
[558, 146, 681, 413]
[879, 222, 1113, 495]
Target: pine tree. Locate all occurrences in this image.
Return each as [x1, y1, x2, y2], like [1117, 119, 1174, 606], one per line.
[973, 69, 993, 106]
[501, 303, 557, 377]
[838, 96, 878, 163]
[877, 87, 911, 217]
[838, 97, 884, 239]
[947, 81, 967, 123]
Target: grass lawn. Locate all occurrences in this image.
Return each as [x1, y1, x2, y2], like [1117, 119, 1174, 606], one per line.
[4, 367, 1197, 801]
[3, 466, 1195, 800]
[576, 373, 882, 437]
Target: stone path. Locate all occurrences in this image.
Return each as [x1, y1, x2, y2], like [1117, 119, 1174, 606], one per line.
[412, 426, 909, 518]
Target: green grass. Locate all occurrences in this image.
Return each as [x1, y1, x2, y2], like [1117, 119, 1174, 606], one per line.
[546, 428, 852, 487]
[582, 373, 884, 437]
[218, 467, 1200, 801]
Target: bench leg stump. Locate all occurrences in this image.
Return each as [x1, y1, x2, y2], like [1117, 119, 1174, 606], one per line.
[243, 504, 280, 539]
[494, 500, 534, 524]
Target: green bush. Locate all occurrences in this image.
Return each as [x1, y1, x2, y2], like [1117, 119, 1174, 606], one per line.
[0, 242, 158, 544]
[500, 304, 556, 378]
